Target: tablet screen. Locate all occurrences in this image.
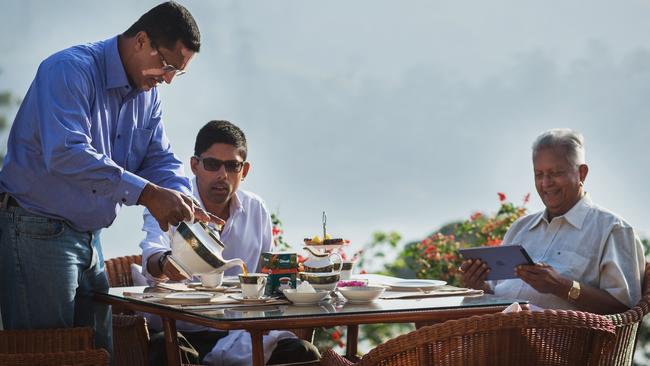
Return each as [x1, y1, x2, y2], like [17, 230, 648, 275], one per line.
[458, 245, 534, 280]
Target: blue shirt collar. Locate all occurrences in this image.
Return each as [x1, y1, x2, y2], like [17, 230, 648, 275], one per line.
[104, 36, 131, 91]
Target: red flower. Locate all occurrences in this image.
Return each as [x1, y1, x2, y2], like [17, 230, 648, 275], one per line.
[470, 212, 483, 221]
[498, 192, 507, 202]
[486, 237, 502, 246]
[331, 330, 341, 341]
[272, 227, 281, 236]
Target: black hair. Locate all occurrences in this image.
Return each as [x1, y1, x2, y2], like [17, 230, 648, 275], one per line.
[194, 120, 248, 160]
[124, 1, 201, 52]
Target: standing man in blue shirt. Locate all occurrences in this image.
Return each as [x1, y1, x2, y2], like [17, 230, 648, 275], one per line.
[0, 2, 214, 356]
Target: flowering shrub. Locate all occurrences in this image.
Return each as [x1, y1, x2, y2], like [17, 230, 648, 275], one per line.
[408, 192, 529, 286]
[270, 213, 292, 251]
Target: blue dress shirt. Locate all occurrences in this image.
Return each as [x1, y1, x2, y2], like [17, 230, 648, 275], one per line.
[0, 36, 191, 231]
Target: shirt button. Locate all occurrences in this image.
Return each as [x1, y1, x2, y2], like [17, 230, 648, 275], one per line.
[122, 198, 127, 203]
[92, 189, 96, 194]
[125, 190, 129, 195]
[117, 134, 121, 139]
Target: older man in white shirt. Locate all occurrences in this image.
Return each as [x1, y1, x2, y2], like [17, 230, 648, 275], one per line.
[461, 128, 645, 314]
[139, 120, 319, 365]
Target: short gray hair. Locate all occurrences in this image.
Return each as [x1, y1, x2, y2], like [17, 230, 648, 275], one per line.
[532, 128, 586, 166]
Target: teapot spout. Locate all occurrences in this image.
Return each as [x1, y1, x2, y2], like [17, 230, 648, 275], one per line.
[223, 258, 245, 272]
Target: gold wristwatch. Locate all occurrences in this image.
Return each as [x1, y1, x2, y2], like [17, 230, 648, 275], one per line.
[568, 280, 581, 301]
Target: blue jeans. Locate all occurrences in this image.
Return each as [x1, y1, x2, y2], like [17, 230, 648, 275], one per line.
[0, 205, 112, 357]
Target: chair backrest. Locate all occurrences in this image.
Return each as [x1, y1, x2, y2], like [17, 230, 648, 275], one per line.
[0, 349, 109, 365]
[112, 314, 149, 366]
[105, 254, 142, 287]
[601, 262, 650, 366]
[0, 327, 94, 353]
[323, 310, 616, 366]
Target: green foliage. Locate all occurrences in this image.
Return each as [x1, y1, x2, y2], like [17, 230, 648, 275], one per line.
[0, 77, 21, 166]
[270, 212, 292, 251]
[0, 91, 11, 106]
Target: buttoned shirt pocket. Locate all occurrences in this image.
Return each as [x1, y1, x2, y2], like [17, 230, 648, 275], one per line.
[16, 215, 66, 239]
[549, 249, 591, 280]
[126, 128, 153, 172]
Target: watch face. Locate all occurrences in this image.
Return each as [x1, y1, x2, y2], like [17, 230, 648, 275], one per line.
[569, 281, 580, 300]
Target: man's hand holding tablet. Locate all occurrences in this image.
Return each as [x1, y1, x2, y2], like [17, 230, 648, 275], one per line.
[458, 245, 535, 291]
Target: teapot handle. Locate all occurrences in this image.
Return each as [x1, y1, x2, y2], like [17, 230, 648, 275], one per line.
[329, 252, 343, 273]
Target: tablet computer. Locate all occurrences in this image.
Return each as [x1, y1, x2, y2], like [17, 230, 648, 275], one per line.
[458, 245, 534, 280]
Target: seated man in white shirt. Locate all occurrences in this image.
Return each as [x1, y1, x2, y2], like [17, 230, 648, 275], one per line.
[140, 120, 320, 365]
[460, 128, 645, 314]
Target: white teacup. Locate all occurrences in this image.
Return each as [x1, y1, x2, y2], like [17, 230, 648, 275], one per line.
[238, 273, 268, 299]
[340, 262, 355, 280]
[199, 272, 223, 288]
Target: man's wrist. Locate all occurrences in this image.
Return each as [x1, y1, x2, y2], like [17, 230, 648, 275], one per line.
[158, 250, 172, 273]
[137, 183, 155, 206]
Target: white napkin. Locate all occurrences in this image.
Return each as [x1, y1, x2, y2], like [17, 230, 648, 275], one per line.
[203, 329, 296, 366]
[501, 302, 522, 313]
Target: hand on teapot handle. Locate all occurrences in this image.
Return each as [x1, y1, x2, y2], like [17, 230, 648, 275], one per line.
[162, 257, 190, 282]
[183, 196, 226, 229]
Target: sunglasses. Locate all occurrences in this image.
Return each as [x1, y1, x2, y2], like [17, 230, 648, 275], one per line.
[194, 156, 245, 173]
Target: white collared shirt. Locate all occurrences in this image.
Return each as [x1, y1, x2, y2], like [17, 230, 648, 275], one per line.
[139, 178, 273, 281]
[492, 194, 645, 310]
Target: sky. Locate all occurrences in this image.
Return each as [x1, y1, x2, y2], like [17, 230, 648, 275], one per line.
[1, 1, 649, 262]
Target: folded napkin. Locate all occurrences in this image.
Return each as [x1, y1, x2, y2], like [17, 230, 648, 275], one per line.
[203, 329, 296, 366]
[502, 302, 522, 313]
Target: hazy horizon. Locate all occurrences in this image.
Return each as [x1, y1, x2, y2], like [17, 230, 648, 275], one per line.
[2, 1, 649, 261]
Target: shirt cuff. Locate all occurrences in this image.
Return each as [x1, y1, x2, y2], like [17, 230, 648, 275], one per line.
[114, 170, 149, 206]
[141, 247, 171, 285]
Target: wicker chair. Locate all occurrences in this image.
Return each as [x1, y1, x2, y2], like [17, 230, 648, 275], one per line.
[0, 327, 109, 365]
[600, 262, 650, 366]
[105, 254, 142, 287]
[0, 327, 95, 353]
[104, 255, 150, 366]
[0, 349, 110, 365]
[320, 310, 617, 366]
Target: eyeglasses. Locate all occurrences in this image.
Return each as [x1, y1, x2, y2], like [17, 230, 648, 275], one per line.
[155, 47, 186, 77]
[194, 156, 245, 173]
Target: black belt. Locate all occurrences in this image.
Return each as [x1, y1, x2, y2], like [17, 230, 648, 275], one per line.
[0, 193, 20, 208]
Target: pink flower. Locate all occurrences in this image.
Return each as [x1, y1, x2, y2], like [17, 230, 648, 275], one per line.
[523, 193, 531, 204]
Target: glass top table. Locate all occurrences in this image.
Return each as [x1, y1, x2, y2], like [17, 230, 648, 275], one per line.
[97, 286, 527, 366]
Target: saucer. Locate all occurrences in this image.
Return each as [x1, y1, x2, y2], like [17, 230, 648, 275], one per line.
[187, 283, 230, 292]
[388, 279, 446, 291]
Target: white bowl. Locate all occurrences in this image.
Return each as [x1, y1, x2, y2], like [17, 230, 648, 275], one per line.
[337, 285, 385, 303]
[283, 289, 330, 305]
[310, 282, 339, 291]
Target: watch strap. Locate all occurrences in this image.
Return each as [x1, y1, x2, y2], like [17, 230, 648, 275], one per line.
[158, 250, 172, 273]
